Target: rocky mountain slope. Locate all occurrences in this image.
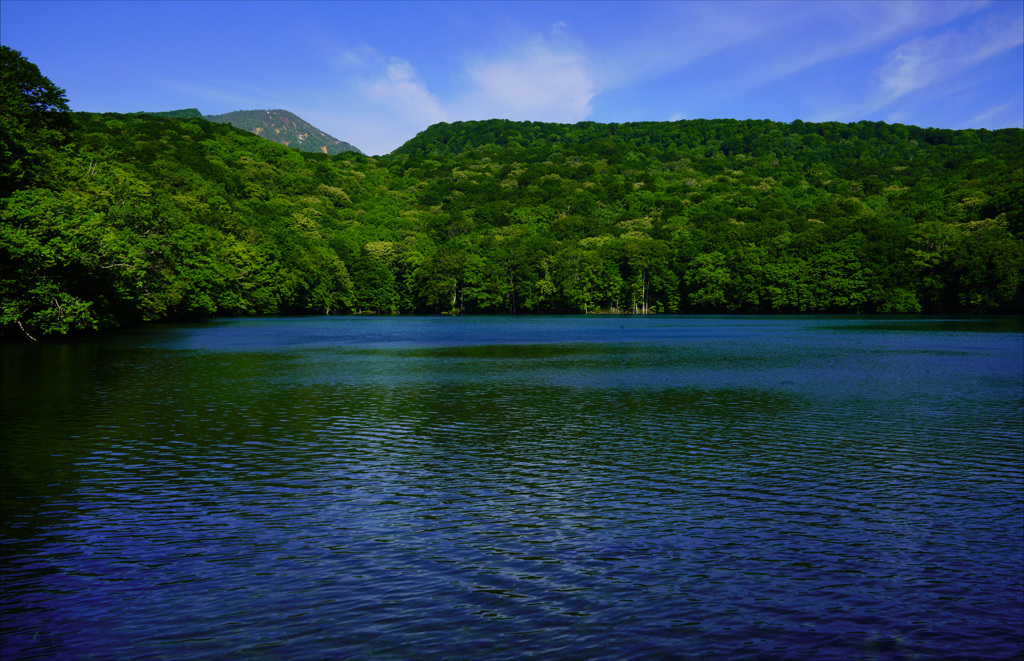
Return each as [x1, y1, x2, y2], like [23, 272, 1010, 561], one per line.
[205, 109, 361, 155]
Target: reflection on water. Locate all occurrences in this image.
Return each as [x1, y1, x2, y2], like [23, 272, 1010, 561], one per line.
[2, 316, 1022, 660]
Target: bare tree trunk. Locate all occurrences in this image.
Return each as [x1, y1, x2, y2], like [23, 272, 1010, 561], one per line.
[18, 321, 37, 341]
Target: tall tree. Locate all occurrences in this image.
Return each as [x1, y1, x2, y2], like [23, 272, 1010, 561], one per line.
[0, 45, 71, 195]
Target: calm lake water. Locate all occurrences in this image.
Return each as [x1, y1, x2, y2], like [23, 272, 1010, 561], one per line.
[2, 315, 1022, 660]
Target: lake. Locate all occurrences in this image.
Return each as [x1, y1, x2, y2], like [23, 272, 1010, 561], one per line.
[2, 315, 1022, 660]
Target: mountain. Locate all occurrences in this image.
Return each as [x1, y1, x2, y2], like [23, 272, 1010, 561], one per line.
[204, 109, 362, 155]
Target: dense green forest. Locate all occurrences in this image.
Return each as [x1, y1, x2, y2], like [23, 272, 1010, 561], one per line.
[2, 46, 1022, 338]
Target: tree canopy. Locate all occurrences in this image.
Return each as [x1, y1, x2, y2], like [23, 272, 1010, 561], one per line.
[0, 45, 71, 197]
[2, 49, 1021, 339]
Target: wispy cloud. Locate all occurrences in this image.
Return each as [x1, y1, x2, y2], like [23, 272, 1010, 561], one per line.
[738, 1, 984, 92]
[607, 0, 987, 115]
[574, 1, 1002, 125]
[874, 16, 1023, 105]
[805, 7, 1023, 125]
[455, 39, 595, 122]
[965, 99, 1019, 128]
[590, 2, 777, 91]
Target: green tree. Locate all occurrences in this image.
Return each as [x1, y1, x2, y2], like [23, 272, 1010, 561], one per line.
[950, 222, 1023, 311]
[0, 45, 72, 195]
[686, 251, 731, 310]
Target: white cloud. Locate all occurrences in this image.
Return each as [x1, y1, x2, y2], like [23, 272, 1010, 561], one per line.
[361, 57, 447, 126]
[305, 109, 418, 157]
[304, 53, 449, 155]
[745, 1, 983, 89]
[456, 40, 595, 123]
[875, 16, 1023, 105]
[311, 39, 598, 153]
[806, 8, 1023, 125]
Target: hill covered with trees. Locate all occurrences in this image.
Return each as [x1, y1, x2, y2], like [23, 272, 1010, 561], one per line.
[1, 46, 1021, 338]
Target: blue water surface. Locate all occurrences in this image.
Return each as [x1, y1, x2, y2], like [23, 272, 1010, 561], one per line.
[2, 315, 1022, 660]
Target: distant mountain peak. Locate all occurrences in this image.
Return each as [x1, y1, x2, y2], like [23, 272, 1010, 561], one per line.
[203, 109, 362, 155]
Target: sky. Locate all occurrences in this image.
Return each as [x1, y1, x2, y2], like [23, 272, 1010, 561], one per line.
[2, 0, 1022, 156]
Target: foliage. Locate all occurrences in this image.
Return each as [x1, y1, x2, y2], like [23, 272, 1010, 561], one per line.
[148, 108, 204, 119]
[0, 45, 71, 196]
[2, 51, 1022, 338]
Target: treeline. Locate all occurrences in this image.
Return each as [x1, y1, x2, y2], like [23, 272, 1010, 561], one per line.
[1, 47, 1021, 338]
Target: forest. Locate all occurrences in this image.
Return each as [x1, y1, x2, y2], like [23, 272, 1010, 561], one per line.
[2, 46, 1022, 338]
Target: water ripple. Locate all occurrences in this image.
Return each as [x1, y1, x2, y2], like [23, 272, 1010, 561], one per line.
[2, 317, 1021, 660]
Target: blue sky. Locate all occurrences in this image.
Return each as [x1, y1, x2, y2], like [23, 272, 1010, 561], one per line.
[2, 0, 1021, 155]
